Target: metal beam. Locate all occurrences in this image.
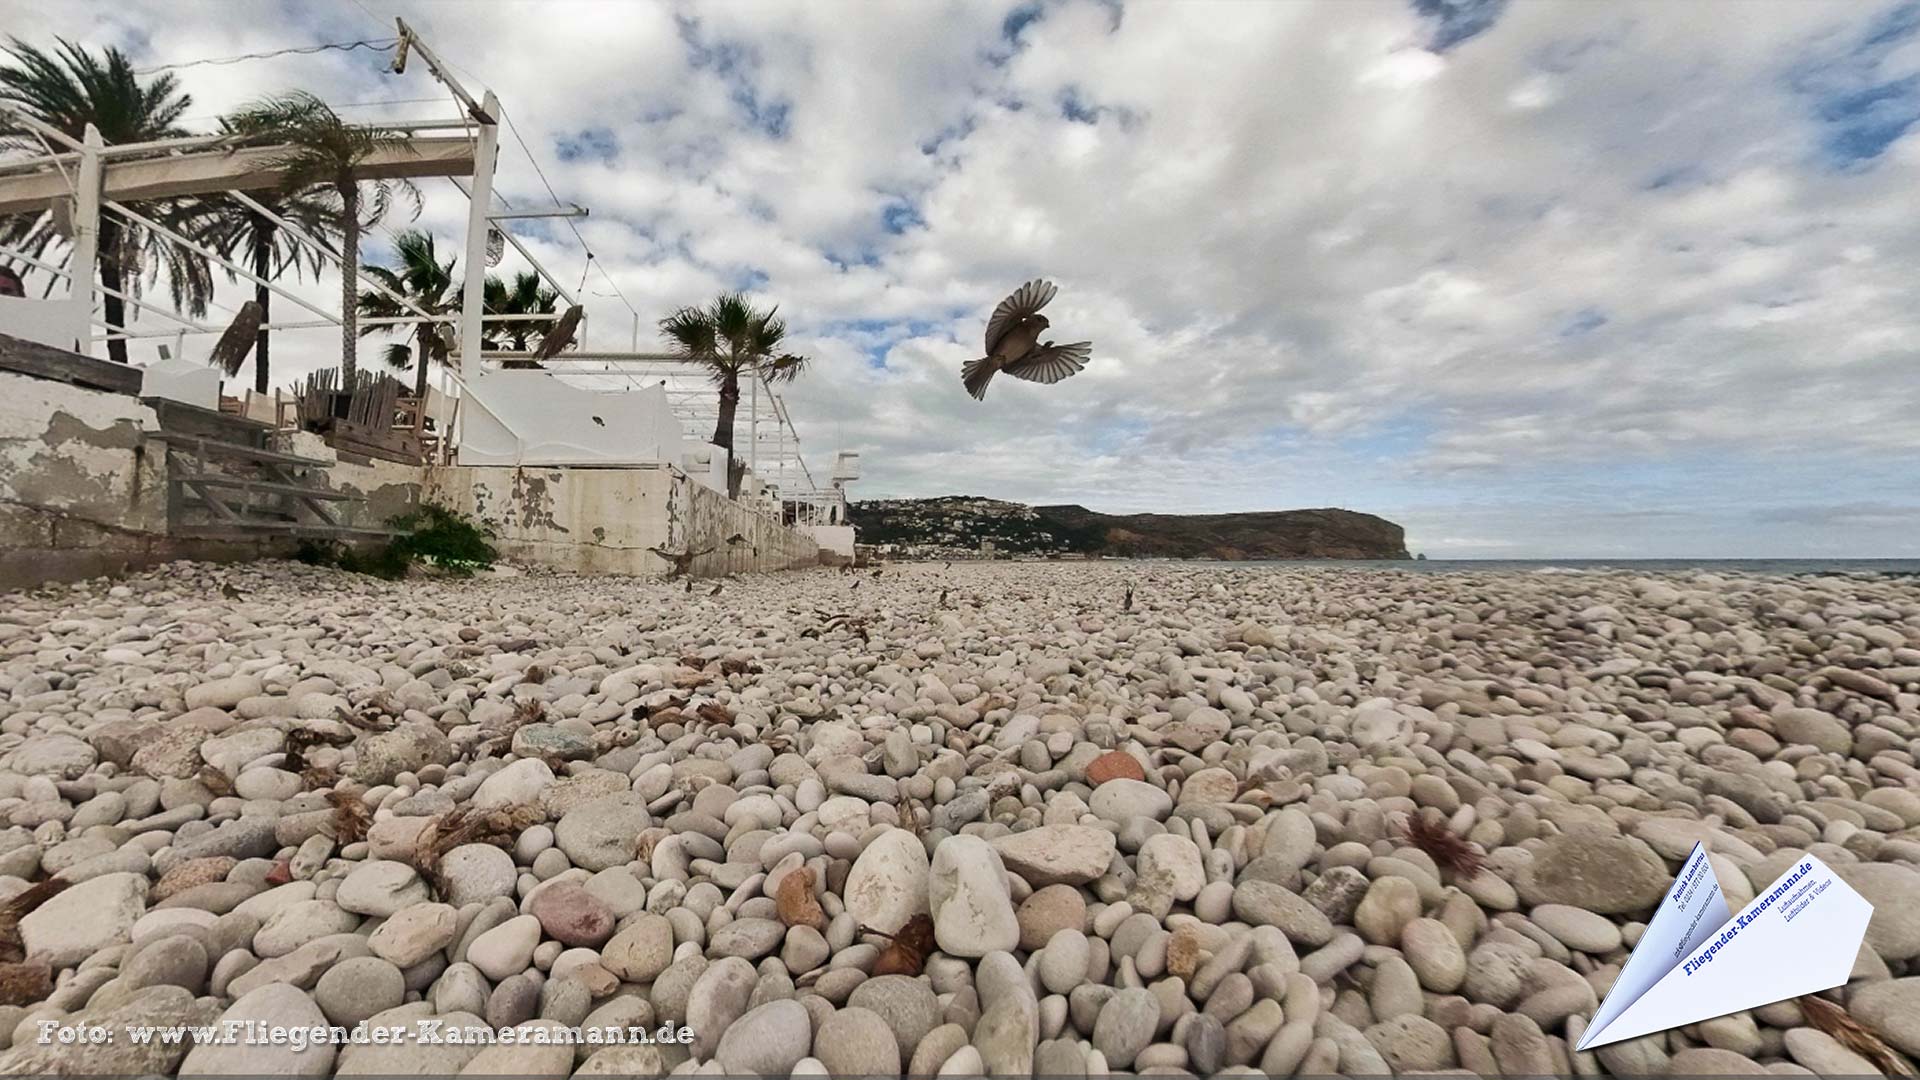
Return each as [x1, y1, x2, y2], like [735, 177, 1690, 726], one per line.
[0, 136, 476, 216]
[457, 92, 500, 382]
[71, 127, 101, 341]
[103, 200, 339, 324]
[226, 189, 437, 323]
[487, 205, 587, 221]
[448, 178, 580, 308]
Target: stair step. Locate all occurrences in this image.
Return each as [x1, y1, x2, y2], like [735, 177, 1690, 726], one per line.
[147, 432, 330, 469]
[173, 522, 398, 540]
[174, 474, 363, 501]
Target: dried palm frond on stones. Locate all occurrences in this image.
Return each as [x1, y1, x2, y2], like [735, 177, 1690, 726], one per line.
[1797, 994, 1909, 1078]
[475, 699, 547, 760]
[0, 960, 52, 1007]
[862, 914, 936, 977]
[1398, 810, 1485, 880]
[415, 804, 545, 894]
[327, 790, 372, 844]
[0, 878, 70, 964]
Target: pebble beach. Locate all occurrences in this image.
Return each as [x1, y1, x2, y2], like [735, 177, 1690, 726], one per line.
[0, 559, 1916, 1077]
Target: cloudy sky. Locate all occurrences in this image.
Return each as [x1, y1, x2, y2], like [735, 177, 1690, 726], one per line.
[8, 0, 1920, 558]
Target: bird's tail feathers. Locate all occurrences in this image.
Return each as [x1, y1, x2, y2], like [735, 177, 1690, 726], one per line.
[962, 358, 994, 401]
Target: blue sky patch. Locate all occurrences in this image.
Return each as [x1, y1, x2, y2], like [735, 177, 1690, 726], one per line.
[555, 127, 619, 164]
[1412, 0, 1508, 52]
[1789, 0, 1920, 167]
[881, 200, 924, 235]
[1560, 307, 1608, 337]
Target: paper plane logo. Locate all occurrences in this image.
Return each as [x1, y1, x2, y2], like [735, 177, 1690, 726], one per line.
[1576, 842, 1873, 1050]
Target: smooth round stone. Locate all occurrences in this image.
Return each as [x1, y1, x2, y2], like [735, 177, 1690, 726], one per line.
[716, 999, 813, 1076]
[468, 914, 541, 981]
[1092, 987, 1160, 1069]
[438, 844, 518, 906]
[527, 883, 615, 947]
[844, 827, 932, 936]
[368, 903, 457, 968]
[1231, 881, 1333, 946]
[1399, 918, 1466, 992]
[1090, 780, 1173, 823]
[847, 975, 941, 1062]
[1039, 930, 1091, 995]
[314, 957, 404, 1026]
[813, 1007, 902, 1078]
[1530, 903, 1624, 953]
[553, 795, 653, 872]
[1017, 884, 1087, 952]
[335, 860, 430, 917]
[929, 835, 1018, 958]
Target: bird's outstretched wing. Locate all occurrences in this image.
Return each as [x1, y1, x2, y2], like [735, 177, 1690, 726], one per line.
[1004, 341, 1091, 385]
[985, 279, 1057, 354]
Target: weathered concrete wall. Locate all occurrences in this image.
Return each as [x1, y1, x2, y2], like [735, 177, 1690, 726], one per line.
[667, 467, 821, 577]
[808, 524, 857, 558]
[274, 431, 426, 530]
[1, 378, 823, 587]
[424, 464, 819, 577]
[0, 369, 284, 589]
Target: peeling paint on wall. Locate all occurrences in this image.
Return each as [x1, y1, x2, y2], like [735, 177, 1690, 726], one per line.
[1, 377, 166, 535]
[510, 467, 569, 533]
[423, 463, 820, 577]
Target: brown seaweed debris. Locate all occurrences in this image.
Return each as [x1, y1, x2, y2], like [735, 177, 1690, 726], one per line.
[0, 961, 52, 1007]
[862, 914, 936, 977]
[475, 699, 547, 759]
[194, 765, 235, 798]
[415, 804, 546, 896]
[0, 878, 71, 964]
[1398, 811, 1485, 880]
[327, 790, 373, 844]
[1797, 994, 1909, 1077]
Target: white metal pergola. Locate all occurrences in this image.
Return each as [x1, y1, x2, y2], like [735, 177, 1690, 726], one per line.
[0, 18, 853, 520]
[0, 19, 576, 371]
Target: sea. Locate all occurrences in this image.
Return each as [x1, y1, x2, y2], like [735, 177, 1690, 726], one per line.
[1210, 559, 1920, 576]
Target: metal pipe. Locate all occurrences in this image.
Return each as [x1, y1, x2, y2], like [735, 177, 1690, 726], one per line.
[456, 91, 500, 382]
[71, 126, 101, 354]
[447, 177, 581, 308]
[487, 205, 587, 220]
[227, 189, 437, 322]
[103, 199, 339, 323]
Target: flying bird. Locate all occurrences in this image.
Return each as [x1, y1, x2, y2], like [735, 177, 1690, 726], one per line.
[649, 545, 712, 579]
[962, 279, 1092, 401]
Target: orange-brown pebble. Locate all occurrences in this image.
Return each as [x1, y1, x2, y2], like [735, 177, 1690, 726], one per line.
[1086, 750, 1146, 786]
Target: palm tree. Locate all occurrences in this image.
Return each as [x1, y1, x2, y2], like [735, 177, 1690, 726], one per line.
[0, 37, 214, 364]
[483, 270, 557, 354]
[227, 91, 418, 384]
[659, 293, 809, 497]
[175, 152, 340, 391]
[357, 229, 456, 400]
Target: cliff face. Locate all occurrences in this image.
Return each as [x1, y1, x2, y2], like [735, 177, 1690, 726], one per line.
[1033, 504, 1410, 560]
[848, 497, 1409, 560]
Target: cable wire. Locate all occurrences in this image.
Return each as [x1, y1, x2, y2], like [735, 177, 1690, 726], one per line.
[495, 102, 642, 321]
[133, 39, 397, 75]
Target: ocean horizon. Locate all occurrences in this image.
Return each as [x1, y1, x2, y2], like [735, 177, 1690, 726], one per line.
[1201, 558, 1920, 575]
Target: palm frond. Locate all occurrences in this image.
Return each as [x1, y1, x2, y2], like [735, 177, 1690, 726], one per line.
[380, 341, 414, 371]
[764, 352, 809, 383]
